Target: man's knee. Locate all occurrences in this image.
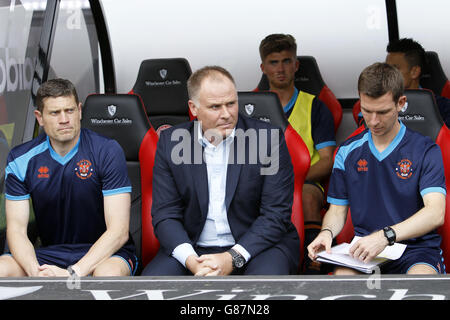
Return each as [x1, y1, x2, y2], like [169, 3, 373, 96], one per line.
[92, 257, 131, 276]
[244, 248, 294, 275]
[0, 255, 27, 277]
[141, 250, 188, 276]
[407, 263, 439, 275]
[333, 266, 362, 275]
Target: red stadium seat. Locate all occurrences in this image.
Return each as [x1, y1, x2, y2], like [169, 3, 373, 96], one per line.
[337, 89, 450, 271]
[352, 99, 362, 126]
[81, 93, 159, 272]
[256, 56, 343, 133]
[129, 58, 192, 136]
[238, 91, 311, 269]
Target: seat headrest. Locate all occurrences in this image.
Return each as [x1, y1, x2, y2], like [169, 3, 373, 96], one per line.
[420, 51, 448, 97]
[131, 58, 192, 116]
[294, 56, 325, 95]
[257, 56, 324, 95]
[238, 91, 288, 131]
[400, 89, 443, 141]
[81, 94, 152, 160]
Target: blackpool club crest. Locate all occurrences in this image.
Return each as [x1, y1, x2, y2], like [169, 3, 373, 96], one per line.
[395, 158, 413, 179]
[75, 159, 93, 179]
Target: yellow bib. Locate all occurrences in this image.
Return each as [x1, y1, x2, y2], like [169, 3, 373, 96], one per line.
[288, 91, 321, 166]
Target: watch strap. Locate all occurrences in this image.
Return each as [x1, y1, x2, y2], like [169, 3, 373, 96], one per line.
[383, 226, 396, 246]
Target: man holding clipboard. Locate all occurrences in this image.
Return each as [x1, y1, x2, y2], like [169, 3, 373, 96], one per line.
[308, 63, 446, 275]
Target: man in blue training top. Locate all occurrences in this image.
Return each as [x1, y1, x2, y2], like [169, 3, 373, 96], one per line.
[0, 78, 137, 277]
[308, 63, 446, 275]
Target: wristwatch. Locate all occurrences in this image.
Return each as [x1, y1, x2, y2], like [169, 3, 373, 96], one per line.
[227, 248, 246, 271]
[383, 226, 396, 246]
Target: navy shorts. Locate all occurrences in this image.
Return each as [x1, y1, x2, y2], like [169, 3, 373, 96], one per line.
[380, 246, 446, 274]
[5, 243, 138, 276]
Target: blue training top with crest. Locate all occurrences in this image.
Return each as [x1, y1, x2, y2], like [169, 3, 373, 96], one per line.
[328, 121, 446, 249]
[5, 128, 133, 248]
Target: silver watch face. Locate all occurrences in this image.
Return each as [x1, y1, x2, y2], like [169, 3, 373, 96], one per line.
[234, 256, 245, 268]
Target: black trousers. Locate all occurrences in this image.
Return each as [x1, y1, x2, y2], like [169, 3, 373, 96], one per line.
[141, 245, 295, 276]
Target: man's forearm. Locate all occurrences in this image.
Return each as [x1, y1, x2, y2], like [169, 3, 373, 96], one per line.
[72, 228, 129, 276]
[391, 193, 445, 243]
[7, 231, 40, 276]
[321, 204, 349, 239]
[305, 157, 333, 182]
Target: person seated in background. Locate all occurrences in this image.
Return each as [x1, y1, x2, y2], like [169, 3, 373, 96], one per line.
[0, 78, 137, 277]
[141, 66, 300, 276]
[258, 33, 336, 274]
[386, 38, 450, 127]
[356, 38, 450, 127]
[308, 62, 446, 275]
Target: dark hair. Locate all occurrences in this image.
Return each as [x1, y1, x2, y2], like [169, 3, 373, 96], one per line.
[259, 34, 297, 61]
[187, 66, 235, 102]
[358, 62, 404, 103]
[386, 38, 426, 70]
[36, 78, 79, 112]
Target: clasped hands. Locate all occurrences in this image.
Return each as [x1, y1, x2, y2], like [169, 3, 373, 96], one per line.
[186, 252, 234, 276]
[35, 264, 71, 277]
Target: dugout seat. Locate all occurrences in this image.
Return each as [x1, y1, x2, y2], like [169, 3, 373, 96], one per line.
[256, 56, 342, 133]
[421, 51, 450, 99]
[237, 91, 311, 270]
[353, 51, 450, 126]
[81, 94, 159, 272]
[338, 89, 450, 271]
[129, 58, 192, 135]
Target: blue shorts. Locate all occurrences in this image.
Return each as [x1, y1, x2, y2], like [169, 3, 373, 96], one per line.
[5, 243, 138, 276]
[380, 246, 446, 274]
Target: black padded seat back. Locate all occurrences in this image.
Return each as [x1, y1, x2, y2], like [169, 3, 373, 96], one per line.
[420, 51, 448, 97]
[82, 94, 152, 160]
[400, 89, 443, 141]
[293, 56, 325, 95]
[81, 94, 153, 266]
[131, 58, 192, 131]
[238, 91, 288, 131]
[149, 115, 191, 136]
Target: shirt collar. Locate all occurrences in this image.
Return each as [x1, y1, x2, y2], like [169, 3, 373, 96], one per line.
[196, 121, 236, 148]
[283, 87, 299, 113]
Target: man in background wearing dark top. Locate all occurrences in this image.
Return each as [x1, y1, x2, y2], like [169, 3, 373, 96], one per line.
[386, 38, 450, 127]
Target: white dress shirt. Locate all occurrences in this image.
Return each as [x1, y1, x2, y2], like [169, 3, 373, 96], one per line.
[171, 123, 251, 267]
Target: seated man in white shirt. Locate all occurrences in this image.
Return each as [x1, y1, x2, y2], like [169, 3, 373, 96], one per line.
[141, 66, 300, 276]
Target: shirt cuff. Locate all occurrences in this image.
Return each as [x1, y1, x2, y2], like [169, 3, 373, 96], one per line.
[171, 243, 198, 267]
[232, 244, 251, 262]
